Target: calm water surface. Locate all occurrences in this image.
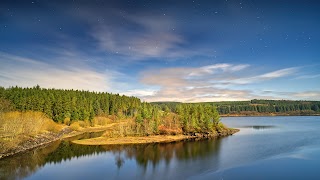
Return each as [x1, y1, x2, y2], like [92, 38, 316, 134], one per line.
[1, 116, 320, 180]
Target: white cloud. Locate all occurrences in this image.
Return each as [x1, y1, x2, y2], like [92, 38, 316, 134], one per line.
[120, 89, 157, 98]
[139, 64, 301, 102]
[0, 52, 111, 92]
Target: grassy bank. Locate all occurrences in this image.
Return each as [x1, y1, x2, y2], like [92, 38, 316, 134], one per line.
[72, 135, 196, 145]
[0, 112, 117, 159]
[0, 111, 64, 156]
[0, 110, 238, 158]
[72, 127, 239, 146]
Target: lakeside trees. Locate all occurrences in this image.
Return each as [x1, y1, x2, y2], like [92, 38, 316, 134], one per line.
[1, 85, 319, 138]
[2, 85, 319, 137]
[153, 99, 320, 116]
[0, 86, 222, 136]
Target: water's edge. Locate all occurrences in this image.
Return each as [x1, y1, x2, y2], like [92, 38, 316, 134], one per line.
[0, 127, 238, 159]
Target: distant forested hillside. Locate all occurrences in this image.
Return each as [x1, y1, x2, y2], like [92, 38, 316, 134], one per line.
[153, 99, 320, 116]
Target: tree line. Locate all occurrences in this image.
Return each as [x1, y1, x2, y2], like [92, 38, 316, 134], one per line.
[215, 99, 320, 115]
[153, 99, 320, 116]
[0, 86, 222, 135]
[0, 85, 141, 122]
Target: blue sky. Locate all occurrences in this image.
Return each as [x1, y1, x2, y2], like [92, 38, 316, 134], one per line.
[0, 0, 319, 102]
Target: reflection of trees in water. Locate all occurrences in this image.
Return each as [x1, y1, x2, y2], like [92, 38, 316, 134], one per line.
[175, 139, 221, 161]
[0, 140, 60, 180]
[44, 141, 105, 163]
[104, 139, 222, 171]
[0, 132, 106, 180]
[115, 152, 125, 169]
[63, 131, 105, 141]
[103, 143, 175, 170]
[243, 125, 276, 130]
[0, 133, 223, 180]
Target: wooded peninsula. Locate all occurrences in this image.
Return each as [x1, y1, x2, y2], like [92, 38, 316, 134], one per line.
[0, 86, 237, 158]
[1, 85, 319, 158]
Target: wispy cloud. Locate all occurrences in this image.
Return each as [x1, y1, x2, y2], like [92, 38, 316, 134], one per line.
[231, 67, 299, 84]
[291, 91, 320, 99]
[90, 14, 187, 60]
[260, 90, 320, 101]
[259, 68, 298, 79]
[138, 64, 300, 102]
[0, 52, 112, 92]
[189, 63, 250, 76]
[294, 74, 320, 79]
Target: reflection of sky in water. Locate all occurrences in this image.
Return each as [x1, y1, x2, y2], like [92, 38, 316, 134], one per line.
[199, 146, 320, 180]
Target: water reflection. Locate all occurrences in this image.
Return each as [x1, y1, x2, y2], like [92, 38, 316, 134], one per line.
[3, 117, 319, 180]
[0, 140, 60, 180]
[242, 125, 276, 130]
[0, 134, 223, 180]
[0, 132, 105, 180]
[104, 139, 222, 171]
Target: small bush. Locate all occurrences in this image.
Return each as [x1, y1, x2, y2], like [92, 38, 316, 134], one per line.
[158, 125, 182, 135]
[92, 116, 112, 126]
[77, 120, 91, 128]
[44, 120, 63, 133]
[70, 122, 81, 131]
[63, 117, 71, 126]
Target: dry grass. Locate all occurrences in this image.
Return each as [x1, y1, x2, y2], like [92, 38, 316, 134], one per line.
[0, 111, 62, 138]
[158, 125, 183, 135]
[72, 135, 195, 145]
[69, 122, 81, 131]
[69, 120, 93, 131]
[92, 116, 113, 126]
[0, 111, 63, 154]
[63, 117, 71, 126]
[45, 120, 63, 133]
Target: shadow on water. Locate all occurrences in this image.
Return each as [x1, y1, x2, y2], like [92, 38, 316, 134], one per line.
[0, 132, 223, 180]
[241, 125, 276, 130]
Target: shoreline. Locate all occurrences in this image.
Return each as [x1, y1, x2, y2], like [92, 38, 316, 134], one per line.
[0, 126, 239, 159]
[72, 128, 240, 146]
[0, 126, 112, 160]
[1, 114, 317, 159]
[0, 128, 71, 159]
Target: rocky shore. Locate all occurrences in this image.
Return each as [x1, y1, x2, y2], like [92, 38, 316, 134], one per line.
[0, 128, 72, 159]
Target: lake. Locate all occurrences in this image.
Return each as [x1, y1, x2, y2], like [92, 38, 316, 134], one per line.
[1, 116, 320, 180]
